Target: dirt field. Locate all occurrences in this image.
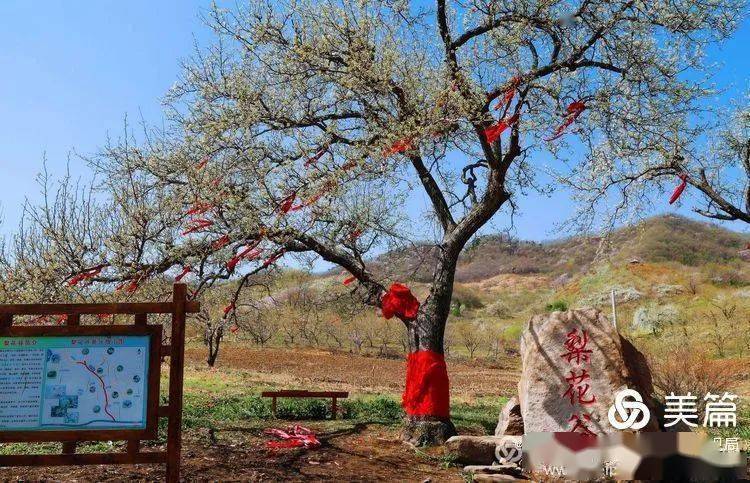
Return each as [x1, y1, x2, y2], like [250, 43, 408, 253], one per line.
[183, 344, 521, 401]
[0, 424, 463, 482]
[1, 346, 518, 481]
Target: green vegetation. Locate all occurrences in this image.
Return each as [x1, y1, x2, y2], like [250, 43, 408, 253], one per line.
[545, 300, 569, 312]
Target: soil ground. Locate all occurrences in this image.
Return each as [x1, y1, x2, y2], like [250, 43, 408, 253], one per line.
[1, 424, 462, 482]
[183, 344, 520, 400]
[1, 345, 515, 482]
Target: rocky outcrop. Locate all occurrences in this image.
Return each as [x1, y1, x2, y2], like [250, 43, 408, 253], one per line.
[517, 308, 659, 433]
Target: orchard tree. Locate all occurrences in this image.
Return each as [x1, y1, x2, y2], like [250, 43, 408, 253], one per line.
[25, 0, 746, 444]
[574, 101, 750, 230]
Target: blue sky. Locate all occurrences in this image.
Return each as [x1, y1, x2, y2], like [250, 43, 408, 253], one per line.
[1, 1, 749, 243]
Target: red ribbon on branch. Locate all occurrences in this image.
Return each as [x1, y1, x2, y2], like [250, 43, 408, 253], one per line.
[186, 201, 214, 217]
[380, 283, 420, 322]
[226, 243, 262, 271]
[340, 160, 357, 171]
[261, 250, 285, 268]
[278, 193, 297, 215]
[348, 229, 362, 241]
[495, 76, 521, 111]
[402, 350, 450, 419]
[223, 303, 235, 318]
[668, 173, 689, 204]
[212, 234, 231, 250]
[483, 113, 519, 144]
[182, 218, 214, 235]
[68, 264, 105, 287]
[384, 138, 414, 156]
[546, 101, 586, 141]
[175, 266, 192, 282]
[343, 275, 357, 286]
[196, 158, 208, 170]
[304, 147, 328, 168]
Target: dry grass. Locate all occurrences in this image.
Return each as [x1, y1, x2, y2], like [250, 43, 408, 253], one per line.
[649, 346, 746, 411]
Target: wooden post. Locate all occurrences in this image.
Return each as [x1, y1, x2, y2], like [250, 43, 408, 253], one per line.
[331, 397, 338, 419]
[272, 397, 277, 417]
[166, 284, 187, 483]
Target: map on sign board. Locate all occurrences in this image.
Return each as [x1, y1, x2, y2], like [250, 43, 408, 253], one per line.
[0, 335, 150, 431]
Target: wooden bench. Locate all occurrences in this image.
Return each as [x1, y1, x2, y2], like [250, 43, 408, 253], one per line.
[261, 390, 349, 419]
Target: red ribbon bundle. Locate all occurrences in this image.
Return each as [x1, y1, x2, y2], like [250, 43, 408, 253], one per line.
[381, 283, 420, 322]
[547, 101, 586, 141]
[262, 250, 285, 268]
[495, 76, 520, 111]
[264, 425, 320, 450]
[304, 191, 325, 206]
[343, 275, 357, 286]
[182, 218, 214, 235]
[402, 350, 450, 419]
[304, 147, 327, 167]
[212, 234, 231, 250]
[348, 229, 362, 241]
[483, 113, 519, 144]
[278, 193, 297, 214]
[341, 160, 357, 171]
[223, 303, 235, 318]
[126, 279, 140, 293]
[384, 138, 414, 156]
[186, 201, 214, 217]
[227, 243, 262, 271]
[175, 266, 192, 282]
[669, 173, 688, 204]
[68, 265, 105, 287]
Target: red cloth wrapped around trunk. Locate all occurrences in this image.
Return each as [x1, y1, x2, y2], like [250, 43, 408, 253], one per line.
[402, 350, 450, 419]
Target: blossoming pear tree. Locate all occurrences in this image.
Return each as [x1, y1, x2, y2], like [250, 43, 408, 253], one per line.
[21, 0, 746, 444]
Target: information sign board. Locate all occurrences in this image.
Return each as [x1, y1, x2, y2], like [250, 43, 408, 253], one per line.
[0, 335, 150, 431]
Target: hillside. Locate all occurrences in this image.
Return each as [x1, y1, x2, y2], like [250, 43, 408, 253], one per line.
[365, 214, 750, 283]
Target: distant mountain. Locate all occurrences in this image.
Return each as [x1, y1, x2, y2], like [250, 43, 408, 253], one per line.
[364, 215, 750, 283]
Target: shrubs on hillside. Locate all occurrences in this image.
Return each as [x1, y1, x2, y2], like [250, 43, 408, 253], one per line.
[650, 346, 744, 415]
[631, 303, 683, 336]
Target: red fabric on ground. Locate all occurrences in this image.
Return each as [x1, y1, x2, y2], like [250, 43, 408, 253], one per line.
[264, 425, 320, 450]
[380, 283, 420, 322]
[402, 350, 450, 419]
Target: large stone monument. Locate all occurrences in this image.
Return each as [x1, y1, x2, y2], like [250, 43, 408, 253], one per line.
[517, 308, 659, 434]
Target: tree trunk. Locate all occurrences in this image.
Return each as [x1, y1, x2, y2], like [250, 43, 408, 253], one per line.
[401, 250, 458, 446]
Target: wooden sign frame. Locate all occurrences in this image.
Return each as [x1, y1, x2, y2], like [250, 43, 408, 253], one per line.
[0, 283, 199, 482]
